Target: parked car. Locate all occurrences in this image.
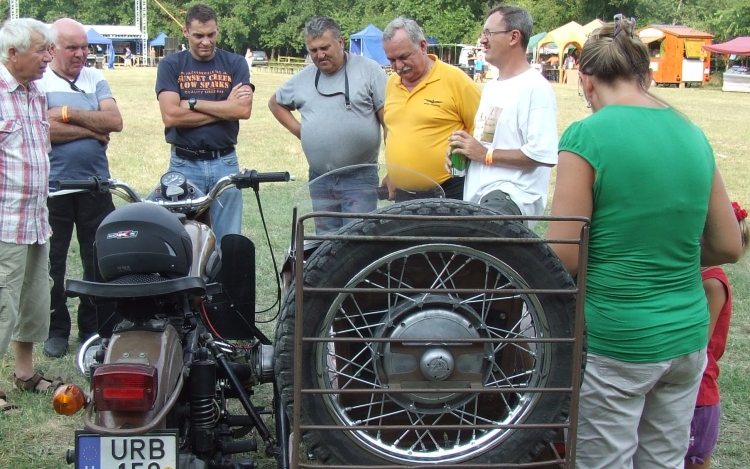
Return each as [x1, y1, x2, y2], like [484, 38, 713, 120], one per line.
[252, 50, 268, 66]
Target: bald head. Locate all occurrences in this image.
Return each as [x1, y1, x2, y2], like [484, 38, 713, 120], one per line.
[51, 18, 88, 79]
[52, 18, 86, 41]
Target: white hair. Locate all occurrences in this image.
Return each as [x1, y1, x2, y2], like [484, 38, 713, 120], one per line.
[0, 18, 55, 64]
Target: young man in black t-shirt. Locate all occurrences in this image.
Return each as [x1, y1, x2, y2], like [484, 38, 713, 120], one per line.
[155, 3, 252, 244]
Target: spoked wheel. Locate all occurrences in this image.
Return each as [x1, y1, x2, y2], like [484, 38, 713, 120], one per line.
[275, 199, 579, 466]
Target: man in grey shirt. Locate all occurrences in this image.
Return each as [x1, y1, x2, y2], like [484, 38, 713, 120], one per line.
[269, 16, 387, 233]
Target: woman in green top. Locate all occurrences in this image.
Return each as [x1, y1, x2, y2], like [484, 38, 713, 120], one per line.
[546, 16, 742, 469]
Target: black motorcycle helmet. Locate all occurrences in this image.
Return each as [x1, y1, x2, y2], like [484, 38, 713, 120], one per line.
[95, 203, 193, 281]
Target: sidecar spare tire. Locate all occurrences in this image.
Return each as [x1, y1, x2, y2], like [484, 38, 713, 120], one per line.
[275, 199, 579, 466]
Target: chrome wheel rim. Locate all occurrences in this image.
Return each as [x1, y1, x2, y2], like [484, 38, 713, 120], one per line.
[315, 244, 551, 463]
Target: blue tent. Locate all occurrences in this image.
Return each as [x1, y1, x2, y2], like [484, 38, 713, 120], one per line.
[86, 28, 112, 46]
[149, 32, 167, 47]
[350, 24, 388, 66]
[86, 28, 115, 69]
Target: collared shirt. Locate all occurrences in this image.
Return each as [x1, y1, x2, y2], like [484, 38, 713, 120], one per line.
[384, 55, 480, 188]
[0, 63, 51, 244]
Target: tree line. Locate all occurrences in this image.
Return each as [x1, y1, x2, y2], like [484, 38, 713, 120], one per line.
[5, 0, 749, 57]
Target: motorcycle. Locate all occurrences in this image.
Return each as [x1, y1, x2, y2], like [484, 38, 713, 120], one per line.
[53, 164, 585, 468]
[52, 169, 293, 469]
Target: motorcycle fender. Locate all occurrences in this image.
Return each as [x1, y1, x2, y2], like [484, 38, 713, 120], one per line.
[96, 324, 184, 429]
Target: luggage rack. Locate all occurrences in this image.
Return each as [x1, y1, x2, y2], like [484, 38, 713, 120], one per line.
[290, 210, 590, 469]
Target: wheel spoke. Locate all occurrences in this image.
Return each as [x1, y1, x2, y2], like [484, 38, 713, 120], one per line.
[327, 357, 378, 389]
[328, 347, 378, 389]
[355, 407, 409, 424]
[406, 411, 441, 452]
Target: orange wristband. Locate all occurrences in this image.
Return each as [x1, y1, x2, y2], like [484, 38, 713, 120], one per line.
[61, 105, 69, 123]
[485, 149, 493, 165]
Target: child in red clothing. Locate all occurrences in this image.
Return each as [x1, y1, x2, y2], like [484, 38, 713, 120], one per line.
[685, 202, 748, 469]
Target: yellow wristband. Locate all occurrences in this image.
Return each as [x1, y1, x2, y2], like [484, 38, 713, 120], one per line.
[485, 149, 493, 165]
[62, 105, 69, 123]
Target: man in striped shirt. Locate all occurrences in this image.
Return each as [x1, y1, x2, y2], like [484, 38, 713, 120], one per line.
[0, 18, 59, 412]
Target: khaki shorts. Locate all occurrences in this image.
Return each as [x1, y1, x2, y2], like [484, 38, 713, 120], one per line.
[0, 241, 51, 358]
[575, 349, 707, 469]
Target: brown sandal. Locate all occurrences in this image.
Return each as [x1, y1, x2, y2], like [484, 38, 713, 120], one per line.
[0, 391, 19, 412]
[13, 372, 65, 394]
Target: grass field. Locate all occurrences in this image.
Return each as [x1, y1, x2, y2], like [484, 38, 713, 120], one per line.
[0, 67, 748, 468]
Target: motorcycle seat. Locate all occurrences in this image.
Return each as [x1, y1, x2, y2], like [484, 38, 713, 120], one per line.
[66, 274, 207, 300]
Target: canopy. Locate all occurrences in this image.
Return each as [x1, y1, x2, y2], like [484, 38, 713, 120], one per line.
[538, 21, 586, 51]
[537, 21, 587, 82]
[350, 24, 388, 66]
[527, 31, 547, 51]
[703, 37, 750, 55]
[87, 28, 112, 46]
[581, 19, 605, 37]
[149, 32, 167, 47]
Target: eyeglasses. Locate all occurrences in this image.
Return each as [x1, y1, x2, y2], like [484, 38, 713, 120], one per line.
[482, 29, 511, 38]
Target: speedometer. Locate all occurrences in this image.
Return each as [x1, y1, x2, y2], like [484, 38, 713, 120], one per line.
[160, 172, 186, 187]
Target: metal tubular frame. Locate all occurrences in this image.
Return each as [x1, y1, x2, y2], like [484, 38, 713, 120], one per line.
[290, 210, 590, 469]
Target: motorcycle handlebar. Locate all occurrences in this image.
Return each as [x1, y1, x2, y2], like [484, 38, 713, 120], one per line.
[232, 170, 292, 190]
[53, 176, 106, 192]
[52, 171, 294, 210]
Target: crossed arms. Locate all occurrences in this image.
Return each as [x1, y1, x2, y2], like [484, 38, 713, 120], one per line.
[48, 98, 123, 145]
[158, 83, 253, 129]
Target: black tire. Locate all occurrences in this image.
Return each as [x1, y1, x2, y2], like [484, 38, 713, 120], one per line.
[275, 199, 579, 466]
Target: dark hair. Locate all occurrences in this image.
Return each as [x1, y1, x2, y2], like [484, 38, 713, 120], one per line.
[304, 17, 341, 41]
[578, 16, 650, 88]
[185, 3, 217, 26]
[486, 4, 532, 49]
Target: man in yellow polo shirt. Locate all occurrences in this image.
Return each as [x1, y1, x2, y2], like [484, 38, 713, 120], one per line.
[381, 16, 480, 199]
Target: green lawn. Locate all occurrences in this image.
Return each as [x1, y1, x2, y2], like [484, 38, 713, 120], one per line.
[0, 67, 748, 468]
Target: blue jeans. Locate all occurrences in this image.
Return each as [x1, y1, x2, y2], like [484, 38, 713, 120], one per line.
[308, 166, 378, 234]
[169, 149, 242, 244]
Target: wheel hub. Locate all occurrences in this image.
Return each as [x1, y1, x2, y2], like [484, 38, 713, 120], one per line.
[420, 348, 454, 380]
[375, 295, 490, 411]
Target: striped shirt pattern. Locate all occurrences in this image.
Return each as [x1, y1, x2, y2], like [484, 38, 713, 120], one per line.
[0, 63, 51, 244]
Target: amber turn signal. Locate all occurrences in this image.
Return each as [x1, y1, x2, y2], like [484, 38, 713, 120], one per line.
[52, 384, 87, 416]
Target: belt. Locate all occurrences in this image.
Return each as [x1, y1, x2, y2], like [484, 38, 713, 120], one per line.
[174, 145, 235, 161]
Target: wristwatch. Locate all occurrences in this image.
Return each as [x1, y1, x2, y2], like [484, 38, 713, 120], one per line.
[188, 98, 197, 111]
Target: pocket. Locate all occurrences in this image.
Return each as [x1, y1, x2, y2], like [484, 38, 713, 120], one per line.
[0, 120, 22, 148]
[596, 355, 659, 395]
[219, 152, 239, 168]
[358, 167, 379, 186]
[0, 271, 8, 324]
[169, 154, 187, 168]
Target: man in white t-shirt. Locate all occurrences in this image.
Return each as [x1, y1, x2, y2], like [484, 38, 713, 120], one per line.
[447, 5, 557, 223]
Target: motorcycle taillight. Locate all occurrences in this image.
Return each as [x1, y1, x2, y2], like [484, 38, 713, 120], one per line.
[92, 364, 158, 412]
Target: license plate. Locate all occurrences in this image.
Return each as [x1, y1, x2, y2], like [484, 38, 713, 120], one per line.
[75, 430, 178, 469]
